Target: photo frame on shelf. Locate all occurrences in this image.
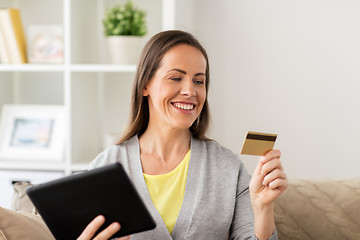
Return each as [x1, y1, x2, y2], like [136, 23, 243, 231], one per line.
[0, 105, 65, 161]
[27, 25, 63, 64]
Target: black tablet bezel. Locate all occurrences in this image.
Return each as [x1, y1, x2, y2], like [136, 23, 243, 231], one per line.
[26, 162, 156, 240]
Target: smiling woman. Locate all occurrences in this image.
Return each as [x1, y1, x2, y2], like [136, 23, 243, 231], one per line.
[142, 44, 207, 134]
[118, 30, 211, 143]
[79, 30, 287, 240]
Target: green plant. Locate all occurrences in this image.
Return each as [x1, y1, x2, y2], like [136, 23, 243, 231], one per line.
[103, 1, 147, 37]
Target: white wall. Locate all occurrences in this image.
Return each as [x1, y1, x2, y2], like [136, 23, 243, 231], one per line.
[182, 0, 360, 178]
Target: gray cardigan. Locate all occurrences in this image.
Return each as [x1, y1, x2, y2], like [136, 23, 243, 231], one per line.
[89, 136, 278, 240]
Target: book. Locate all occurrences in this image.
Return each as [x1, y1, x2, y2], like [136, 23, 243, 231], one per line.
[0, 8, 27, 64]
[0, 15, 10, 63]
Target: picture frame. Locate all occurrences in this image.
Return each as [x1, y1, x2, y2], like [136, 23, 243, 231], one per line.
[0, 105, 65, 161]
[27, 25, 63, 64]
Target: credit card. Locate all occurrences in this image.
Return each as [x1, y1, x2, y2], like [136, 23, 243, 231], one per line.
[240, 131, 277, 156]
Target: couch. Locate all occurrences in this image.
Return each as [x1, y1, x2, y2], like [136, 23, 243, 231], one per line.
[274, 178, 360, 240]
[0, 181, 54, 240]
[1, 179, 359, 240]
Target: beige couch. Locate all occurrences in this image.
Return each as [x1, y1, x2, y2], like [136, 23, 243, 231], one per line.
[1, 179, 359, 240]
[274, 178, 360, 240]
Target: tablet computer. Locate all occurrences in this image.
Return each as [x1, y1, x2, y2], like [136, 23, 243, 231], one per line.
[26, 162, 156, 240]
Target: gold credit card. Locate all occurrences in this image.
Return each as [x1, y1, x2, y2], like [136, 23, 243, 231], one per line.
[240, 131, 277, 156]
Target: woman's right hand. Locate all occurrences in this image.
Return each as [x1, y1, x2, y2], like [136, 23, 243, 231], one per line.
[77, 215, 130, 240]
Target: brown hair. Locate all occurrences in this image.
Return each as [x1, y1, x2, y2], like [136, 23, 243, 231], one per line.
[118, 30, 211, 143]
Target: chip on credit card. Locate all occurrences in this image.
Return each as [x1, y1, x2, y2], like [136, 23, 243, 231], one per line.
[240, 131, 277, 156]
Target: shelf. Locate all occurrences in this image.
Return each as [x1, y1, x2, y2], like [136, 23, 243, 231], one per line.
[0, 64, 136, 73]
[0, 161, 67, 172]
[0, 0, 173, 184]
[0, 161, 89, 172]
[0, 64, 65, 72]
[70, 64, 136, 72]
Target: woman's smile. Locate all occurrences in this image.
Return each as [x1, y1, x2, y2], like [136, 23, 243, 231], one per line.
[171, 102, 195, 111]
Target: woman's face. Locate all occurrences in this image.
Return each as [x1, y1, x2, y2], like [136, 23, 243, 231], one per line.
[143, 44, 207, 132]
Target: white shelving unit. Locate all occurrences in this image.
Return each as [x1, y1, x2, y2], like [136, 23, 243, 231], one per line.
[0, 0, 176, 177]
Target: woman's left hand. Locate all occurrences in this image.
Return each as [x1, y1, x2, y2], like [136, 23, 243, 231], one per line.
[249, 149, 288, 207]
[77, 215, 130, 240]
[249, 151, 288, 240]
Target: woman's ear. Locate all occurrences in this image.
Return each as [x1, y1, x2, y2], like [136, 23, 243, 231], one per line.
[143, 86, 149, 96]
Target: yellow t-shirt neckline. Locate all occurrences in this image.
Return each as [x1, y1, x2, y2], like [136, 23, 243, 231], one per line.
[143, 150, 191, 234]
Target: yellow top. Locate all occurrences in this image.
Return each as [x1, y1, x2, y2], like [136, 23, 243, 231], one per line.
[143, 150, 191, 233]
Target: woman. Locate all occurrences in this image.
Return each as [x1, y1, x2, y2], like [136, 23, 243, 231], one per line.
[77, 30, 288, 240]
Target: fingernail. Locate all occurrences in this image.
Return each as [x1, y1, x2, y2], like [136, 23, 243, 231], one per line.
[113, 222, 120, 230]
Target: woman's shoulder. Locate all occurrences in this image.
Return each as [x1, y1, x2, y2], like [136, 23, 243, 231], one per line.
[88, 145, 122, 170]
[88, 136, 138, 170]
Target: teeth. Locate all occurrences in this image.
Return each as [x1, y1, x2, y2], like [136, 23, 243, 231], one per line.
[173, 103, 194, 110]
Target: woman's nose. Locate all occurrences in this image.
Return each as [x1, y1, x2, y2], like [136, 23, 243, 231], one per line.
[180, 79, 196, 97]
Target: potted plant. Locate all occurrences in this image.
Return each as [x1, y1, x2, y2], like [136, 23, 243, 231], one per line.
[103, 1, 147, 64]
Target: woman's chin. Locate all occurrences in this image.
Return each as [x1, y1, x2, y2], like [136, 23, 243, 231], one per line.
[180, 122, 197, 131]
[170, 120, 196, 131]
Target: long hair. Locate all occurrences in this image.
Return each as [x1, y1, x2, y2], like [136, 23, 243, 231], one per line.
[118, 30, 211, 144]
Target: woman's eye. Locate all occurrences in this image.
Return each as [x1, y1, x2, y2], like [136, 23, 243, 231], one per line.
[194, 79, 205, 85]
[170, 77, 181, 81]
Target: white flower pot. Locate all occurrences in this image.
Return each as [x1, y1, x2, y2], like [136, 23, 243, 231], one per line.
[107, 36, 143, 65]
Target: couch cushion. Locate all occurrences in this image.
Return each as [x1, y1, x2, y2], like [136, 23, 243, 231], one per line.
[0, 207, 54, 240]
[274, 178, 360, 240]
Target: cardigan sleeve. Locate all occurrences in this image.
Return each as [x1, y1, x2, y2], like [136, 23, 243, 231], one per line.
[228, 163, 278, 240]
[228, 162, 254, 240]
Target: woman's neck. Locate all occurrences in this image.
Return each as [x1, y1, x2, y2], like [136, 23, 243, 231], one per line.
[139, 126, 191, 174]
[139, 127, 191, 159]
